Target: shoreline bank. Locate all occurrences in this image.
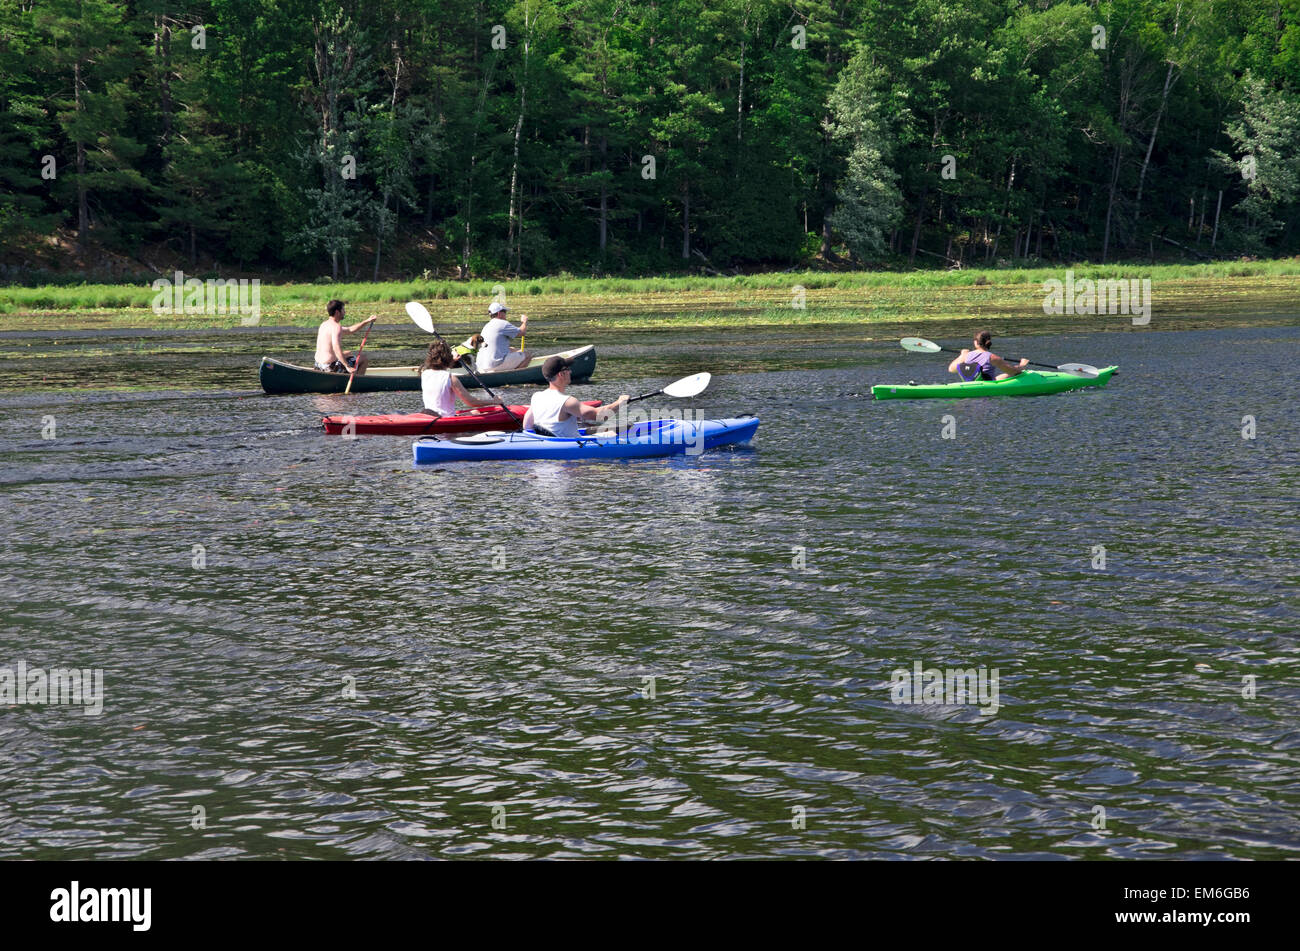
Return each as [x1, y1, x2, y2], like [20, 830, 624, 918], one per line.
[1, 263, 1297, 333]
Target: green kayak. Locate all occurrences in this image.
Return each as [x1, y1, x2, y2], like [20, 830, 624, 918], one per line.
[872, 366, 1118, 400]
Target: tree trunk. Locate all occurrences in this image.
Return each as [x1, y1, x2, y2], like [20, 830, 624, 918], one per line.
[515, 183, 525, 274]
[1102, 42, 1141, 262]
[1102, 144, 1122, 262]
[157, 16, 173, 146]
[425, 24, 447, 230]
[1133, 60, 1177, 237]
[373, 203, 385, 282]
[373, 54, 402, 282]
[462, 160, 474, 275]
[681, 183, 691, 260]
[908, 185, 927, 265]
[599, 135, 608, 253]
[992, 157, 1017, 262]
[507, 8, 534, 276]
[73, 61, 89, 241]
[461, 6, 496, 276]
[1134, 3, 1181, 240]
[736, 17, 746, 145]
[818, 155, 836, 258]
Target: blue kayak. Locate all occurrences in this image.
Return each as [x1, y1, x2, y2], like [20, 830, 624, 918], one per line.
[412, 416, 759, 463]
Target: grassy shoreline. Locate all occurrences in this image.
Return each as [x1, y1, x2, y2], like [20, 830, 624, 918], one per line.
[1, 260, 1298, 331]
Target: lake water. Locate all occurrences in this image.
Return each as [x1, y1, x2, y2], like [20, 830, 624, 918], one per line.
[1, 319, 1296, 859]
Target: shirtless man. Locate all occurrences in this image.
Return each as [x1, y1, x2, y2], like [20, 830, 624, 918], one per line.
[314, 299, 376, 374]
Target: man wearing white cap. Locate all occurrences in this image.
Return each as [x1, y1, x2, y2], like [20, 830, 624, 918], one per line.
[477, 301, 530, 372]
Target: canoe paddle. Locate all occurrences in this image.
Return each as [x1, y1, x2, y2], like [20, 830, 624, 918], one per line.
[343, 316, 378, 394]
[405, 301, 509, 410]
[900, 337, 1100, 377]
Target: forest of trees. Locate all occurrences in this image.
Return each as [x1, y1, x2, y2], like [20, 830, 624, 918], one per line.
[2, 0, 1299, 281]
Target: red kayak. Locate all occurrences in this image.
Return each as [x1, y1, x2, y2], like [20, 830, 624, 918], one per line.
[322, 401, 599, 436]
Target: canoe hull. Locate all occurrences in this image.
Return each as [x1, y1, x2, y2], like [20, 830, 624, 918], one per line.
[412, 416, 760, 463]
[260, 344, 596, 394]
[871, 366, 1118, 400]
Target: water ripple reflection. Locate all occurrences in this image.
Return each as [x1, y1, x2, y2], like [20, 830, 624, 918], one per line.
[1, 325, 1297, 859]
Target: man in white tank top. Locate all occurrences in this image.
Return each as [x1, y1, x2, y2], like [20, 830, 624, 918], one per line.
[523, 355, 628, 436]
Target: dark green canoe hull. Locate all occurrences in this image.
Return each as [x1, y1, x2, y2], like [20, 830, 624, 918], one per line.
[259, 345, 596, 394]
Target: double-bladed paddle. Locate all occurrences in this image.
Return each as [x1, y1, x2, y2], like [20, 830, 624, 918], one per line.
[545, 372, 712, 437]
[900, 337, 1100, 377]
[625, 372, 711, 404]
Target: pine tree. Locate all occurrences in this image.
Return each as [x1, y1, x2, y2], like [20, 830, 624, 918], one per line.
[826, 52, 901, 260]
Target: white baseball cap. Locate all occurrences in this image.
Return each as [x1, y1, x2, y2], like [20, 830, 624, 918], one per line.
[488, 301, 508, 314]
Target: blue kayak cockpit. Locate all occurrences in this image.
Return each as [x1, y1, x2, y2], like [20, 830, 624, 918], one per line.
[571, 419, 677, 439]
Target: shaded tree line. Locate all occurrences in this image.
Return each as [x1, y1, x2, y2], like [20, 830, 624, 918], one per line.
[2, 0, 1299, 279]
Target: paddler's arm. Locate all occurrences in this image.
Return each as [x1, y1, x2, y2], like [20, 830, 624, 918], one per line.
[344, 316, 377, 334]
[990, 354, 1029, 376]
[571, 395, 628, 421]
[947, 349, 970, 374]
[449, 376, 499, 410]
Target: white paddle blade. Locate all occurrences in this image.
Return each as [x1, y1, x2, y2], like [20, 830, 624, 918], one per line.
[900, 337, 941, 353]
[662, 372, 711, 399]
[405, 300, 435, 334]
[1057, 363, 1100, 377]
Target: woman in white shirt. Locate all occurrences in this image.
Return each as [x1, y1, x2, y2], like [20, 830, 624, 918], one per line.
[420, 340, 501, 416]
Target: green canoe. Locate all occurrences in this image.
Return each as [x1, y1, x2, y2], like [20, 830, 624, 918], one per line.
[259, 344, 596, 394]
[872, 365, 1118, 400]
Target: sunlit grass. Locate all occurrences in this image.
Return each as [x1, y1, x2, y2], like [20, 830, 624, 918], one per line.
[2, 259, 1297, 329]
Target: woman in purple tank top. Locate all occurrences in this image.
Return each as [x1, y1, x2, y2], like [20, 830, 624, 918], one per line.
[948, 330, 1029, 381]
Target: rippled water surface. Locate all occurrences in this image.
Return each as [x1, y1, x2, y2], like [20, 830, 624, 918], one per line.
[1, 322, 1297, 859]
